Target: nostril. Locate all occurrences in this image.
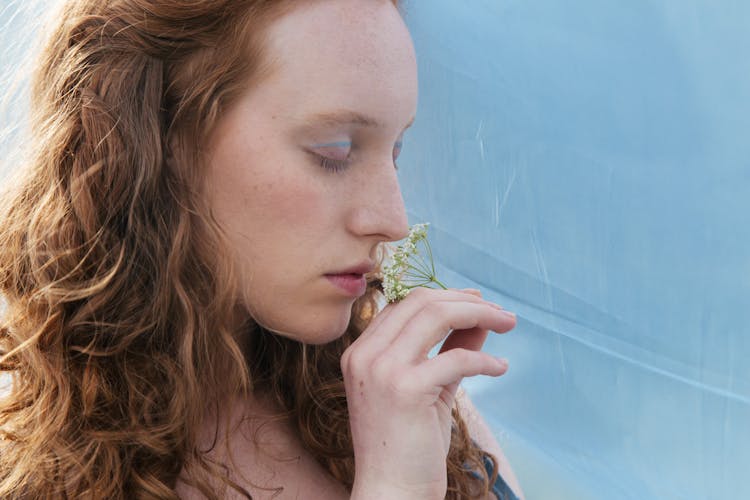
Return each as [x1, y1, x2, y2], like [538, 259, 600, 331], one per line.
[355, 168, 410, 242]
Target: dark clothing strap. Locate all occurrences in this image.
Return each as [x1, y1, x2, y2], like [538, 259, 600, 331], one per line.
[481, 452, 521, 500]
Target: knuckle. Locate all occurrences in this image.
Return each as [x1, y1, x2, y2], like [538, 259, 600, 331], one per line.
[386, 368, 417, 395]
[403, 285, 431, 303]
[448, 348, 473, 364]
[340, 347, 353, 373]
[422, 301, 448, 323]
[344, 349, 369, 376]
[370, 355, 392, 382]
[401, 370, 424, 393]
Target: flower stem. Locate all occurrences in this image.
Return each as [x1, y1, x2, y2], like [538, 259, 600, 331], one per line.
[430, 277, 448, 290]
[380, 223, 450, 302]
[423, 237, 437, 276]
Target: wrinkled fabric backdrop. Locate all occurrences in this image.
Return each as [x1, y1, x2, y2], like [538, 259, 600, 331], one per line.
[398, 2, 749, 499]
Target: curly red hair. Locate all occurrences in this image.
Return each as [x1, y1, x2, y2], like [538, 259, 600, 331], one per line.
[0, 1, 499, 497]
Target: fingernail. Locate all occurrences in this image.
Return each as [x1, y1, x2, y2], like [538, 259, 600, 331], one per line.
[495, 357, 509, 369]
[501, 310, 516, 319]
[461, 288, 482, 295]
[487, 302, 503, 310]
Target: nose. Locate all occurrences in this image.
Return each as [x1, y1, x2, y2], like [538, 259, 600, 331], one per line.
[349, 162, 410, 243]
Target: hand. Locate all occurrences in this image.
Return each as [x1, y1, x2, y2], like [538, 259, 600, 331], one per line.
[342, 287, 516, 499]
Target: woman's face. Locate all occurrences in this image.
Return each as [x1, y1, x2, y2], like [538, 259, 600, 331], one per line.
[205, 0, 418, 344]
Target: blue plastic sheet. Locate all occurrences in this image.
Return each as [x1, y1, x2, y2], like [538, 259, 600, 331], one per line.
[398, 2, 750, 499]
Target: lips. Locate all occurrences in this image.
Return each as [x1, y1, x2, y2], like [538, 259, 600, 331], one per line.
[325, 273, 368, 296]
[324, 260, 374, 296]
[327, 261, 375, 276]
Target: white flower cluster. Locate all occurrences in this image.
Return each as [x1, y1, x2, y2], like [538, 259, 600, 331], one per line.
[381, 223, 447, 303]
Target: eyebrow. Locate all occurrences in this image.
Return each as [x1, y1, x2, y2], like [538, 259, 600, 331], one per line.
[296, 110, 415, 131]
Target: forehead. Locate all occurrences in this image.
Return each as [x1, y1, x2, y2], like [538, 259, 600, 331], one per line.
[256, 0, 417, 129]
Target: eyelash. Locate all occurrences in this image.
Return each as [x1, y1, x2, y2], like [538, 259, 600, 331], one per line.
[316, 150, 401, 174]
[316, 142, 401, 173]
[318, 156, 351, 173]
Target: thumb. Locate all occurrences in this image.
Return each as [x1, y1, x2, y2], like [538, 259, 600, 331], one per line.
[441, 288, 489, 354]
[439, 325, 489, 354]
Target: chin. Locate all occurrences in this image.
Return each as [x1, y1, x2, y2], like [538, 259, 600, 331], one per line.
[300, 304, 354, 345]
[305, 319, 352, 345]
[262, 312, 352, 346]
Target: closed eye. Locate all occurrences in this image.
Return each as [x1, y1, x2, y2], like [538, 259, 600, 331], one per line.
[317, 154, 350, 173]
[310, 139, 403, 174]
[392, 140, 403, 171]
[316, 154, 400, 174]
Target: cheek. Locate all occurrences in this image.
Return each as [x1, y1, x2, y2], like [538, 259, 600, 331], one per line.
[266, 174, 327, 229]
[221, 175, 354, 342]
[216, 168, 335, 297]
[211, 157, 323, 233]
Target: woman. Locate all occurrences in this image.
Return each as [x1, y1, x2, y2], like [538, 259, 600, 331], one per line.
[0, 0, 524, 498]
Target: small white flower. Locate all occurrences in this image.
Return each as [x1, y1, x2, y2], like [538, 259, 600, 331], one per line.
[381, 223, 448, 303]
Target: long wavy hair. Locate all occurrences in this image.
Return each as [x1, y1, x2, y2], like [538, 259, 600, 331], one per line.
[0, 0, 499, 498]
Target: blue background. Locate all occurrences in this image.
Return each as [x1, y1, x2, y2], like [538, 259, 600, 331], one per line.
[398, 1, 750, 499]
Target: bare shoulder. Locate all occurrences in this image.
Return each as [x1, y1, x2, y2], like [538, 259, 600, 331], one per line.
[175, 431, 349, 500]
[175, 454, 348, 500]
[454, 387, 526, 500]
[175, 398, 349, 500]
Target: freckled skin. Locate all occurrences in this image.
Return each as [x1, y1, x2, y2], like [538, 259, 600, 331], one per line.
[176, 3, 527, 499]
[205, 0, 418, 344]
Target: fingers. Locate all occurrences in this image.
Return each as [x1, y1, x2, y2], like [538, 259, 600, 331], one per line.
[440, 289, 488, 354]
[343, 287, 515, 390]
[389, 301, 515, 364]
[364, 288, 487, 341]
[342, 285, 515, 494]
[368, 288, 489, 333]
[438, 325, 489, 355]
[411, 348, 508, 389]
[356, 287, 488, 350]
